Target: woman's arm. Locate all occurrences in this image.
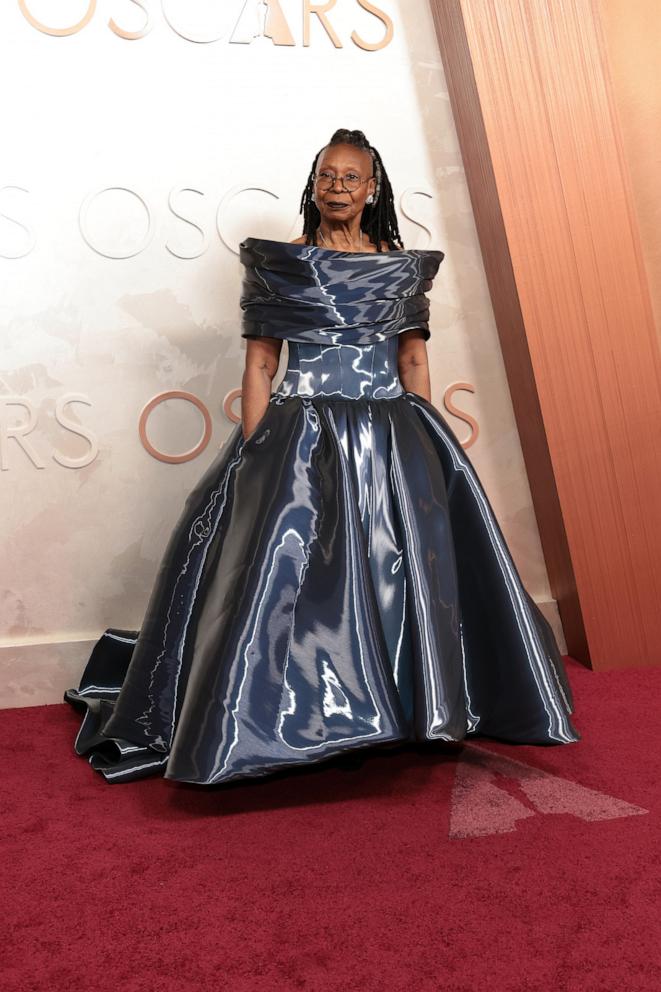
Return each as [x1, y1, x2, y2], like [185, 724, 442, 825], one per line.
[397, 329, 431, 401]
[241, 337, 282, 440]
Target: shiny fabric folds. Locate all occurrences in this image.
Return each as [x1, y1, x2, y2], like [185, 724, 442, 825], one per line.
[64, 238, 580, 785]
[239, 236, 444, 343]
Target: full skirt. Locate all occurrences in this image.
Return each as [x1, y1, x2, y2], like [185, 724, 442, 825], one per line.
[64, 391, 580, 784]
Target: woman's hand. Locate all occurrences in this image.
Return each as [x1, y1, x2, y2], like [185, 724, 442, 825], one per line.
[241, 337, 283, 440]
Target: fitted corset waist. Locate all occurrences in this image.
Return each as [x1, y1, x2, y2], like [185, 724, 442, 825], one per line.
[274, 337, 404, 400]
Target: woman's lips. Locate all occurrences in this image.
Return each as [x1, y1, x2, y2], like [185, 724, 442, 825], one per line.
[326, 201, 349, 210]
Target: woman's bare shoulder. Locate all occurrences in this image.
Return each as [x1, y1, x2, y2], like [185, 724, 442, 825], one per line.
[289, 235, 308, 244]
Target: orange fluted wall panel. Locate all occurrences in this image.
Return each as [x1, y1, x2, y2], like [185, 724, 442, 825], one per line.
[429, 0, 661, 669]
[599, 0, 661, 345]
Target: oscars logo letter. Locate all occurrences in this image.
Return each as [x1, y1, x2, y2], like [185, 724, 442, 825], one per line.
[54, 395, 98, 469]
[444, 383, 480, 450]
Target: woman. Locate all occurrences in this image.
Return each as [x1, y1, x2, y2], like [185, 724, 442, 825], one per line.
[241, 129, 430, 443]
[65, 128, 580, 785]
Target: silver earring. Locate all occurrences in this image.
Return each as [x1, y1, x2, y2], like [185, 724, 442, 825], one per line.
[366, 195, 374, 204]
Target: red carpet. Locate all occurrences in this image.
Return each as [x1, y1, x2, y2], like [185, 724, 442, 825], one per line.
[2, 658, 660, 992]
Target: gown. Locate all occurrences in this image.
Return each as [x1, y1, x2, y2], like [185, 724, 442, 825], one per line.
[64, 236, 580, 785]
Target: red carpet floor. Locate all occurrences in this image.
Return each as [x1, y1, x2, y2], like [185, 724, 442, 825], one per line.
[2, 657, 660, 992]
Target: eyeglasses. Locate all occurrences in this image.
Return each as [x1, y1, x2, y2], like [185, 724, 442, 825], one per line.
[314, 170, 374, 192]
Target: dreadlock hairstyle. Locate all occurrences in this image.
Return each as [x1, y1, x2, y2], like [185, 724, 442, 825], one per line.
[298, 128, 404, 252]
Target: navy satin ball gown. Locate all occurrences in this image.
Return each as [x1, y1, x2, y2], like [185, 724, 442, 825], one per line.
[64, 237, 580, 784]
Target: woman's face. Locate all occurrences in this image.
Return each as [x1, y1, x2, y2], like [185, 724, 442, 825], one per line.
[313, 143, 376, 224]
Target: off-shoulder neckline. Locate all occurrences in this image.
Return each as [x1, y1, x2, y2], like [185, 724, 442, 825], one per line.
[240, 236, 444, 259]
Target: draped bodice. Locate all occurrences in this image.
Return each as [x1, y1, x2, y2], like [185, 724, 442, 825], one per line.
[239, 237, 445, 398]
[239, 237, 444, 345]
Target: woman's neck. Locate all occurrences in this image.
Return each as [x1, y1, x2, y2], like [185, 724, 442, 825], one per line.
[317, 219, 365, 251]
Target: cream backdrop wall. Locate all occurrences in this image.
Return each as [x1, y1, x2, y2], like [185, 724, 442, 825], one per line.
[0, 0, 564, 708]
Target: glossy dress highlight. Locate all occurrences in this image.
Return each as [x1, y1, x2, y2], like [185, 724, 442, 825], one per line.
[64, 237, 580, 784]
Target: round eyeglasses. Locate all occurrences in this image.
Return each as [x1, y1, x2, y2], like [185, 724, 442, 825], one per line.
[314, 170, 374, 193]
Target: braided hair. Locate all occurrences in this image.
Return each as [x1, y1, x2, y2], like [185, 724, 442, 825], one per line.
[298, 128, 404, 251]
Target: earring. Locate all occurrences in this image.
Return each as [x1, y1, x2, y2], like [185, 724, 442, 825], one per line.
[366, 195, 374, 204]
